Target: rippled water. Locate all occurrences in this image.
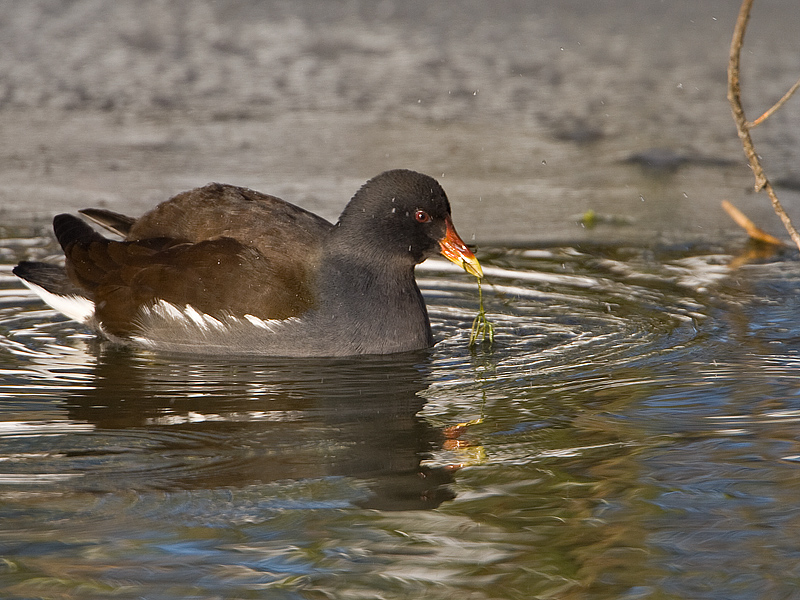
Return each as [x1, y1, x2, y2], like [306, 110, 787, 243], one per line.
[2, 225, 800, 599]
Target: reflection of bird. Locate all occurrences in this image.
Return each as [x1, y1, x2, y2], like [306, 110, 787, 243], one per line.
[64, 349, 455, 511]
[14, 170, 482, 356]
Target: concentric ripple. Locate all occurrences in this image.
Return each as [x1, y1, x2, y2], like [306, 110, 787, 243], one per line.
[418, 246, 736, 420]
[0, 242, 727, 503]
[5, 235, 800, 599]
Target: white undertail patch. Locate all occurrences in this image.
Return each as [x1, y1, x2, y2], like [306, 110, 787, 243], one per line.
[18, 280, 95, 323]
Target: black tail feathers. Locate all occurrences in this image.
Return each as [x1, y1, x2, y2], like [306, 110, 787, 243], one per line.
[12, 261, 84, 297]
[52, 213, 105, 251]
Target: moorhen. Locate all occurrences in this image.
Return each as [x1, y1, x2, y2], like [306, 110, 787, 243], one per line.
[13, 169, 482, 356]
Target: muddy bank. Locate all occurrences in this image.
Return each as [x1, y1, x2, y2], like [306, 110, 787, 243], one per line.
[1, 0, 799, 243]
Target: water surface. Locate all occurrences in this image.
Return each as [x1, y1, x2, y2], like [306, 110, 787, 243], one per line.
[3, 1, 800, 597]
[3, 226, 800, 599]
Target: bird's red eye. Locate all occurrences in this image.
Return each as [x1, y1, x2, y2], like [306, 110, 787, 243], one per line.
[414, 210, 431, 223]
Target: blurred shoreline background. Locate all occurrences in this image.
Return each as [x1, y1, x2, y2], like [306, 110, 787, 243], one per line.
[1, 0, 799, 244]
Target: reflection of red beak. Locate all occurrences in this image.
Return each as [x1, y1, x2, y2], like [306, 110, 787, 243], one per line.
[439, 217, 483, 278]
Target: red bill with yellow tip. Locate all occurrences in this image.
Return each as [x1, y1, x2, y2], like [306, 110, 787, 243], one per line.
[439, 217, 483, 278]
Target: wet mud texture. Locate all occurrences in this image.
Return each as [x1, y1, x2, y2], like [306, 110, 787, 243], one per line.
[1, 0, 799, 243]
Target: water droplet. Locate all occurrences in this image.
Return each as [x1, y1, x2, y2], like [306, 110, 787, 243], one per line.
[541, 159, 547, 166]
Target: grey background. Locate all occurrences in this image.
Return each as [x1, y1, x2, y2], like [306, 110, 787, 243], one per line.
[1, 0, 799, 244]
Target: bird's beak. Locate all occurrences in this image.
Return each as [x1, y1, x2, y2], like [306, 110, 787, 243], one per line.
[439, 217, 483, 278]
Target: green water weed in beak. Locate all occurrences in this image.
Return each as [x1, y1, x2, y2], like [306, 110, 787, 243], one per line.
[468, 274, 494, 349]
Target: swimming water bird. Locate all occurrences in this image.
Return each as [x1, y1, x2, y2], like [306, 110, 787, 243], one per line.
[13, 169, 482, 356]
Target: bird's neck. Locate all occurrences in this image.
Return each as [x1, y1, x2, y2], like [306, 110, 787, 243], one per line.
[315, 252, 433, 354]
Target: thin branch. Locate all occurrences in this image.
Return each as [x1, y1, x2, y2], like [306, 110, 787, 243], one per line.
[721, 199, 786, 245]
[749, 77, 800, 128]
[727, 0, 800, 252]
[728, 0, 762, 189]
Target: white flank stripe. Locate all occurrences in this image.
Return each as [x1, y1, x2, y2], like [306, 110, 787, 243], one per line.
[244, 314, 270, 329]
[201, 312, 225, 330]
[159, 301, 185, 321]
[183, 305, 209, 331]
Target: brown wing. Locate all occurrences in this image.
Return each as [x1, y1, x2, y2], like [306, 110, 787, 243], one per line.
[127, 183, 333, 260]
[55, 214, 320, 338]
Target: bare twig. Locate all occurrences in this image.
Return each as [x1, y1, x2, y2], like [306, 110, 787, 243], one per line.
[749, 77, 800, 128]
[721, 199, 787, 245]
[727, 0, 800, 252]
